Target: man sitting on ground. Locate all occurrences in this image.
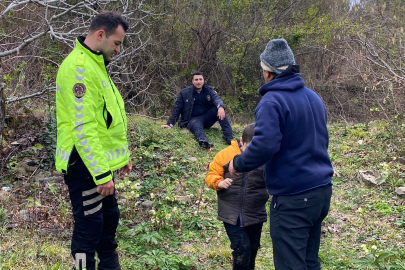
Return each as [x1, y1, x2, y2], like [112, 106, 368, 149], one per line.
[162, 72, 233, 149]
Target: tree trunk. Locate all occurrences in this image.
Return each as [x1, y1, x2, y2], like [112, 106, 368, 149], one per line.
[0, 62, 5, 148]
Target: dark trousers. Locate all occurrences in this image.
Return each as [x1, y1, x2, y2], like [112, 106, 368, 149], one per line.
[187, 106, 233, 141]
[65, 158, 121, 270]
[270, 184, 332, 270]
[224, 219, 263, 270]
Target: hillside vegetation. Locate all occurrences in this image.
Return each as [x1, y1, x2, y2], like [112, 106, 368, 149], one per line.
[0, 116, 405, 269]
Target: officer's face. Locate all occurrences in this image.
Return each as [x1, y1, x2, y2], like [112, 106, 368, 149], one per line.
[100, 25, 125, 61]
[192, 75, 204, 90]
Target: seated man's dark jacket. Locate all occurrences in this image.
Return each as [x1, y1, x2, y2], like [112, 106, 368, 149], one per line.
[167, 85, 224, 128]
[233, 65, 334, 196]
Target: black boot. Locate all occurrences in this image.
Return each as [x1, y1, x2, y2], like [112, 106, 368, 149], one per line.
[198, 139, 214, 149]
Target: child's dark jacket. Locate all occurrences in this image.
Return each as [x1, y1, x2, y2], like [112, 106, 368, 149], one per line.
[206, 140, 268, 227]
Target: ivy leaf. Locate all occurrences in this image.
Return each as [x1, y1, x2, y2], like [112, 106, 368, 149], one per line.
[31, 143, 43, 150]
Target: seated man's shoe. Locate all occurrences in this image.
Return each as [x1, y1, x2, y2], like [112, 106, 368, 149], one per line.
[198, 139, 214, 149]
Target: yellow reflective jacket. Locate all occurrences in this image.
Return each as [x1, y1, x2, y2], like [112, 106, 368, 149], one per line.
[55, 37, 129, 185]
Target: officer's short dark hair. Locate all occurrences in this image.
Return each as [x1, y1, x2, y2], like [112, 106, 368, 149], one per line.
[192, 72, 204, 80]
[242, 123, 255, 144]
[89, 11, 129, 37]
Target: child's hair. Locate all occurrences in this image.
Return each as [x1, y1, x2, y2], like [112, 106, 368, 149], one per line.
[242, 123, 255, 144]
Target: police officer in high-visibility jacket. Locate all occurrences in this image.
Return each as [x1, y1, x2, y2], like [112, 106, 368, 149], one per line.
[55, 11, 132, 270]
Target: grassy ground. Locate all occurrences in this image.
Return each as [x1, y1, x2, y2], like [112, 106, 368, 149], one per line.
[0, 116, 405, 269]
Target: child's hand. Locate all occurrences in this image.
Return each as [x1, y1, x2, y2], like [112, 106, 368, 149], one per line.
[218, 178, 233, 189]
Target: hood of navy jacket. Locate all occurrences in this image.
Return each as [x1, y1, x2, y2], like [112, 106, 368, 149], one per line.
[233, 65, 333, 195]
[259, 65, 304, 95]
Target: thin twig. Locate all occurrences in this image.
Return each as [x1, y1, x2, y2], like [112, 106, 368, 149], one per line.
[126, 113, 166, 120]
[6, 87, 56, 104]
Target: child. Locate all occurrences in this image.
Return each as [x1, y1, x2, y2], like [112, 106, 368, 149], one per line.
[205, 123, 269, 270]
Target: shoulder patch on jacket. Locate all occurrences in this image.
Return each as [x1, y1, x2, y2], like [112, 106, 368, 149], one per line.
[73, 83, 86, 98]
[207, 95, 211, 101]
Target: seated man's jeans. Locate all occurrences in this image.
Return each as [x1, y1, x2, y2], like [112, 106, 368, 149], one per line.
[187, 106, 233, 142]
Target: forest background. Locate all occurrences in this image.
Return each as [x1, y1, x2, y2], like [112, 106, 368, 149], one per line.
[1, 0, 405, 130]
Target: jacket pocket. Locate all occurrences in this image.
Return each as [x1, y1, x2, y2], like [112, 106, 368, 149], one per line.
[67, 146, 79, 167]
[102, 97, 113, 129]
[288, 195, 317, 209]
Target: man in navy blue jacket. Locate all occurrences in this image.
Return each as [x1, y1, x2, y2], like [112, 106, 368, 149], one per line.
[162, 72, 233, 148]
[229, 39, 334, 270]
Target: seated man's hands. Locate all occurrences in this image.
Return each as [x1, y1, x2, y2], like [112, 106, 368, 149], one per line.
[218, 178, 233, 189]
[217, 107, 225, 120]
[161, 125, 172, 128]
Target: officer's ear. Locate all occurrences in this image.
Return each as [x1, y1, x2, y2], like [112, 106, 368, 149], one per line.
[95, 29, 106, 41]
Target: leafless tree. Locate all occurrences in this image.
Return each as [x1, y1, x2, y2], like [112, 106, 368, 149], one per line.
[0, 64, 5, 146]
[0, 0, 157, 136]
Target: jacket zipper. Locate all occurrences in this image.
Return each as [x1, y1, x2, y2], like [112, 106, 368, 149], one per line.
[187, 87, 202, 122]
[188, 91, 195, 122]
[106, 74, 126, 130]
[239, 173, 247, 227]
[102, 97, 110, 129]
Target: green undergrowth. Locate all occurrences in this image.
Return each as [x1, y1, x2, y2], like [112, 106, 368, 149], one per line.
[1, 117, 405, 269]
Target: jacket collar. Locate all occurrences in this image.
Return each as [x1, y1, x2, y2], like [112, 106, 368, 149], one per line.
[192, 84, 206, 94]
[230, 139, 242, 152]
[273, 65, 300, 80]
[259, 65, 305, 96]
[76, 36, 110, 67]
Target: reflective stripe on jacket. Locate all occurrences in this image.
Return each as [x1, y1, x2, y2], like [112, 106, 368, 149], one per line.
[55, 37, 129, 185]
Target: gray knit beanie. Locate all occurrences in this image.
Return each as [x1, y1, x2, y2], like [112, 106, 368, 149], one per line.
[260, 39, 295, 74]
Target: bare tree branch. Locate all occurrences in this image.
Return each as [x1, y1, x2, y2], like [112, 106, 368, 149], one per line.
[0, 30, 49, 57]
[6, 87, 56, 104]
